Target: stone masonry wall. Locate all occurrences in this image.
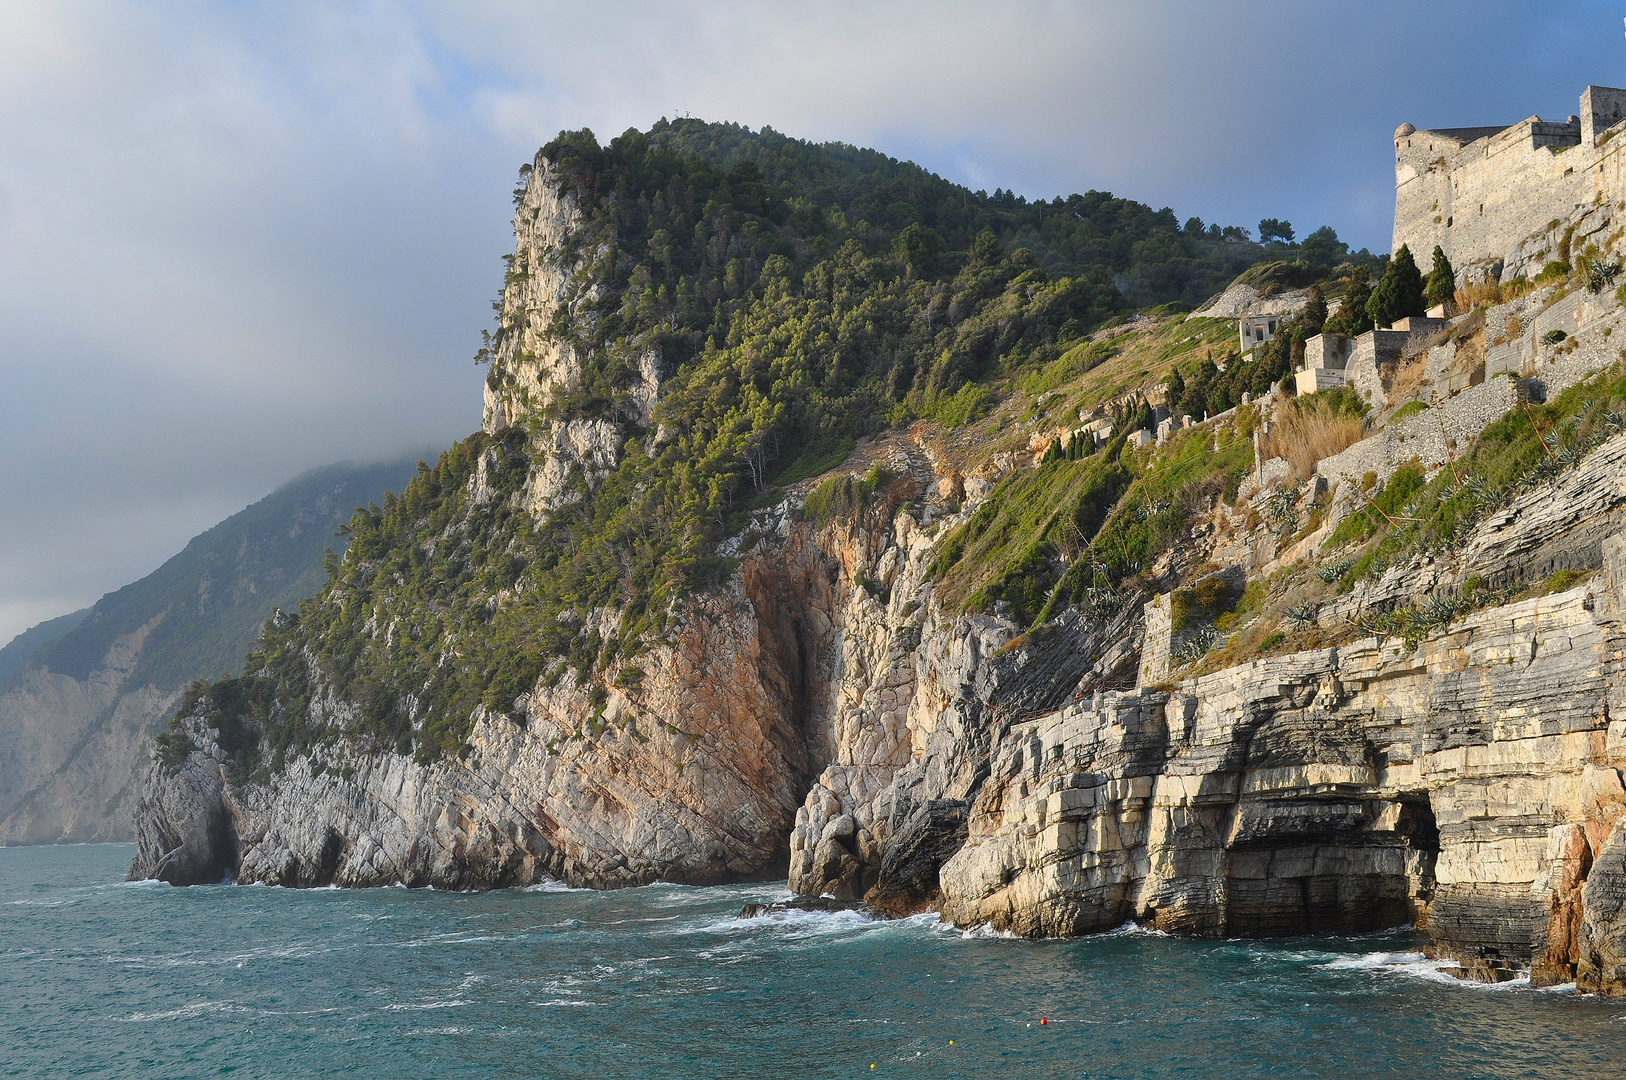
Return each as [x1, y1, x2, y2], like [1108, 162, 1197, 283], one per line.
[1315, 376, 1516, 485]
[1394, 87, 1626, 284]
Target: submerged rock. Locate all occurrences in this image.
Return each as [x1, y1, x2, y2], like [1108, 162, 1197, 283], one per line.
[739, 896, 869, 919]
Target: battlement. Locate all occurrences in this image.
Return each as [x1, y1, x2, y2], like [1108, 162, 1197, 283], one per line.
[1393, 85, 1626, 284]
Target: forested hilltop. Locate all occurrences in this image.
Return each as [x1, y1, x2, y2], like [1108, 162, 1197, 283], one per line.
[162, 119, 1371, 775]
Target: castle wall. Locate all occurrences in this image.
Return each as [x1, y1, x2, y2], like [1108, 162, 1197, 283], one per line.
[1393, 88, 1626, 285]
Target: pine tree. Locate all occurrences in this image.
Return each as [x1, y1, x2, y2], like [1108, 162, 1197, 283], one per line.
[1366, 244, 1426, 328]
[1425, 246, 1456, 310]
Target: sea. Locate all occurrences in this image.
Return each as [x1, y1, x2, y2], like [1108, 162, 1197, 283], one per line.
[4, 845, 1626, 1079]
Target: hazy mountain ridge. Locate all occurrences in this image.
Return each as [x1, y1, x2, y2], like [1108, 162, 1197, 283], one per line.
[0, 609, 89, 685]
[0, 457, 421, 844]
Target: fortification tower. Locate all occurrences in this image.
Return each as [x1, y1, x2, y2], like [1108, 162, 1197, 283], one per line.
[1393, 85, 1626, 284]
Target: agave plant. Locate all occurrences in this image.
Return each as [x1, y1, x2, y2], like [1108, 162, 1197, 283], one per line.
[1285, 601, 1318, 627]
[1316, 558, 1355, 584]
[1265, 484, 1299, 538]
[1587, 259, 1622, 293]
[1415, 596, 1463, 629]
[1172, 623, 1219, 665]
[1079, 585, 1121, 619]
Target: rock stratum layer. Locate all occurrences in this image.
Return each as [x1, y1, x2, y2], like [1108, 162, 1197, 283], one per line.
[131, 130, 1626, 996]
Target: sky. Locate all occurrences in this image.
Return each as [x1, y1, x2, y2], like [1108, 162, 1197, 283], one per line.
[1, 0, 1624, 645]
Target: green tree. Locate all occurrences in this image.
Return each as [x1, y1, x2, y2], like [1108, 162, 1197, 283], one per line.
[1366, 245, 1426, 328]
[1300, 226, 1347, 269]
[1425, 245, 1456, 309]
[1259, 218, 1295, 243]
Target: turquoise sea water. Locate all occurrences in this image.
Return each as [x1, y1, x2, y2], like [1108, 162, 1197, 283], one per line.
[5, 845, 1626, 1079]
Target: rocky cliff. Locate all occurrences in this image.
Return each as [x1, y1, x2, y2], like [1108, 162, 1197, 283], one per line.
[129, 122, 1626, 996]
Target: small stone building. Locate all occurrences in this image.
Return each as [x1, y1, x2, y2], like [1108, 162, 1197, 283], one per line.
[1293, 333, 1354, 395]
[1239, 314, 1281, 352]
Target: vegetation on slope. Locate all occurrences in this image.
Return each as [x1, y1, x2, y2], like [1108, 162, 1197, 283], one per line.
[164, 120, 1373, 769]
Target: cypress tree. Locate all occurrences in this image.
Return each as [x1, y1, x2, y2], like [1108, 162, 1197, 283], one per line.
[1165, 368, 1185, 404]
[1425, 245, 1456, 309]
[1366, 244, 1426, 328]
[1303, 284, 1328, 335]
[1324, 267, 1374, 338]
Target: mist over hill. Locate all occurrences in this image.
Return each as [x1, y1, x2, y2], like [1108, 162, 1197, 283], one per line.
[0, 456, 422, 844]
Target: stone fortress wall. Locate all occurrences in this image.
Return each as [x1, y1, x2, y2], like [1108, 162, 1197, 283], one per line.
[1394, 85, 1626, 284]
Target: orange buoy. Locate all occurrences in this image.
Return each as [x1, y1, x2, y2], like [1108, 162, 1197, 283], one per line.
[1040, 1018, 1048, 1025]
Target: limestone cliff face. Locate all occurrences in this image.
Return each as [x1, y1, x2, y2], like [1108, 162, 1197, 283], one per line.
[481, 156, 637, 515]
[482, 156, 582, 437]
[937, 584, 1621, 976]
[129, 459, 945, 889]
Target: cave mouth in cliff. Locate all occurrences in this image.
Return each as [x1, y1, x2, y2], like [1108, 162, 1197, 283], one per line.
[1397, 796, 1441, 853]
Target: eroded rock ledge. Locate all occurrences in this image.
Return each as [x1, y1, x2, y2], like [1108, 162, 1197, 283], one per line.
[938, 571, 1626, 991]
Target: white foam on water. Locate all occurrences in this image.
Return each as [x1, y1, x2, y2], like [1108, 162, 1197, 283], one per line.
[1091, 922, 1170, 939]
[120, 1000, 246, 1022]
[935, 918, 1018, 940]
[522, 879, 590, 893]
[381, 999, 472, 1011]
[1315, 949, 1538, 990]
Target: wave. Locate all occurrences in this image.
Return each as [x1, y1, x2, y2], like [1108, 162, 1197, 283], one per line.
[522, 879, 592, 893]
[1314, 949, 1537, 990]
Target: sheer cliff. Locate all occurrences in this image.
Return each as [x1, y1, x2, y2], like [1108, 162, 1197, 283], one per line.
[129, 119, 1626, 995]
